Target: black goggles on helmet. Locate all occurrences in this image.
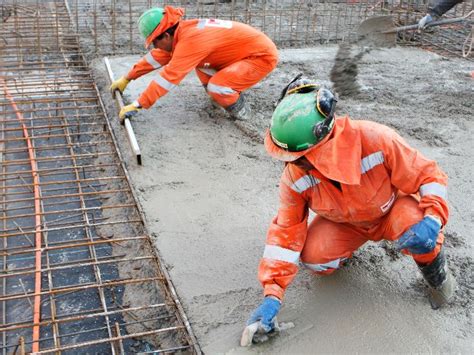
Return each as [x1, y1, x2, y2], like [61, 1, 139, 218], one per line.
[279, 74, 338, 140]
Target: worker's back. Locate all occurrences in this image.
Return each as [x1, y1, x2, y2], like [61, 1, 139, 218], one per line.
[171, 19, 278, 72]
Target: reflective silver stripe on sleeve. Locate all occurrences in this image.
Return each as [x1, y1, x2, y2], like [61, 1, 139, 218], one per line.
[290, 175, 320, 194]
[197, 19, 206, 29]
[302, 257, 346, 272]
[155, 74, 176, 91]
[198, 67, 217, 76]
[361, 151, 384, 174]
[207, 82, 236, 95]
[145, 52, 162, 69]
[263, 245, 300, 264]
[132, 100, 141, 108]
[419, 182, 447, 199]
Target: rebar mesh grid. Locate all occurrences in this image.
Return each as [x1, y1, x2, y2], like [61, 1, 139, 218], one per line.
[55, 0, 472, 60]
[0, 1, 200, 353]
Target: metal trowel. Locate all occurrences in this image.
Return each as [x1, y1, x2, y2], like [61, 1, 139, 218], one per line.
[240, 319, 294, 347]
[357, 12, 473, 48]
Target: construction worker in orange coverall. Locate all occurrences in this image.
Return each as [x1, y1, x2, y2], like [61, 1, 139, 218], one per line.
[110, 6, 278, 122]
[242, 76, 455, 343]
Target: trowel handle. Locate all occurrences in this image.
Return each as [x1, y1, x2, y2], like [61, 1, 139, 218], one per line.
[383, 13, 473, 34]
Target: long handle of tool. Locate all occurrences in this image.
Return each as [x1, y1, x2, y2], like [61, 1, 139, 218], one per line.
[103, 57, 142, 165]
[383, 14, 473, 34]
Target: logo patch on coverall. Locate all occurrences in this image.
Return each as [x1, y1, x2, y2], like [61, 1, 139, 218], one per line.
[380, 192, 395, 213]
[204, 19, 233, 28]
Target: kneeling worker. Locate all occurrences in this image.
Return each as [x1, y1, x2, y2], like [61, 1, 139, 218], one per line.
[244, 77, 455, 342]
[110, 6, 278, 122]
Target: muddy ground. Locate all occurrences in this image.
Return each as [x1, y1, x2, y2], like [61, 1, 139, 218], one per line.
[92, 46, 473, 353]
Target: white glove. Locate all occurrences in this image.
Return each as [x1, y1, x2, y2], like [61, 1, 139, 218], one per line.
[418, 14, 434, 30]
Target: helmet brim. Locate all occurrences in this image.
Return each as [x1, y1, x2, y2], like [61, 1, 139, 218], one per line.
[264, 130, 312, 162]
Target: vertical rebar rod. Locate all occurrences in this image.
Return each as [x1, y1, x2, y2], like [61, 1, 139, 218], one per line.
[75, 0, 79, 32]
[231, 0, 235, 21]
[14, 0, 20, 64]
[55, 1, 60, 51]
[36, 0, 41, 59]
[262, 0, 267, 34]
[245, 0, 250, 24]
[348, 2, 354, 42]
[278, 2, 283, 43]
[335, 5, 341, 42]
[129, 0, 133, 53]
[112, 0, 116, 54]
[1, 78, 7, 355]
[94, 0, 98, 54]
[114, 322, 125, 355]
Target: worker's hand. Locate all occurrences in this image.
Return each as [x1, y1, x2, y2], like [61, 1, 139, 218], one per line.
[110, 76, 130, 98]
[247, 296, 281, 333]
[119, 101, 142, 124]
[418, 14, 434, 30]
[396, 215, 441, 254]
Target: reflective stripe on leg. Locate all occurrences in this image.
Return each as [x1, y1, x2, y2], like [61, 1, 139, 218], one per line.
[208, 91, 240, 108]
[302, 257, 347, 272]
[207, 82, 236, 95]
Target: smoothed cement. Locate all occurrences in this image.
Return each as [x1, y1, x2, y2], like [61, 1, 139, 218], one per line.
[92, 46, 473, 353]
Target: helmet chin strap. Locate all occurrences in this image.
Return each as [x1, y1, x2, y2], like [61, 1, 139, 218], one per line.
[276, 73, 303, 106]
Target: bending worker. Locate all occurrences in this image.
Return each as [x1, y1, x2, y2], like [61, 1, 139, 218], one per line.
[110, 6, 278, 121]
[418, 0, 465, 29]
[246, 77, 455, 337]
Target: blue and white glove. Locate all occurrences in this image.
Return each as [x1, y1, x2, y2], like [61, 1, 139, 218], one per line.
[396, 215, 442, 254]
[418, 14, 434, 30]
[247, 296, 281, 333]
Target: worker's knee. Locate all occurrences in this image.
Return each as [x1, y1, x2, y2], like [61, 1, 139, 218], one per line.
[384, 195, 425, 241]
[266, 53, 278, 70]
[304, 266, 337, 276]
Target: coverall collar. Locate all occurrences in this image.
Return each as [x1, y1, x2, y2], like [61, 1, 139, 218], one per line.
[304, 116, 362, 185]
[170, 21, 181, 52]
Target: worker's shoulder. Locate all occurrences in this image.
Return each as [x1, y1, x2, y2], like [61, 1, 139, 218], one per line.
[176, 18, 199, 33]
[344, 117, 398, 136]
[340, 117, 402, 148]
[280, 161, 310, 187]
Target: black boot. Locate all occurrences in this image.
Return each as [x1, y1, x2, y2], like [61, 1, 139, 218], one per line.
[226, 95, 251, 121]
[417, 248, 455, 309]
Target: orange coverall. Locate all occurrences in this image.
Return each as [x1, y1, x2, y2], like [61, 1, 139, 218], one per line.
[260, 117, 449, 301]
[126, 19, 278, 109]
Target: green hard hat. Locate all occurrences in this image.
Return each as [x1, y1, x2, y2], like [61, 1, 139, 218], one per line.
[138, 8, 165, 39]
[270, 92, 329, 152]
